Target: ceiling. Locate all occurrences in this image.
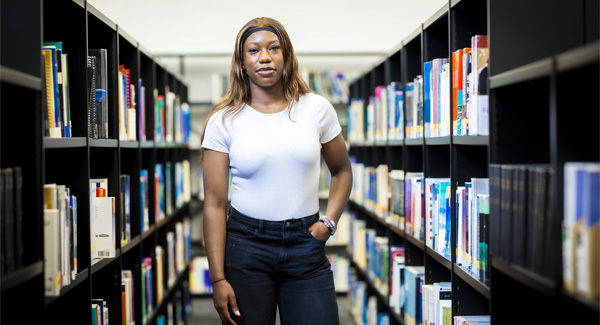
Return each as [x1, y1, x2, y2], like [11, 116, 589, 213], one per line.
[88, 0, 448, 100]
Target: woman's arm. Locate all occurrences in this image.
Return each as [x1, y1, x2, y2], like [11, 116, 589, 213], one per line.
[202, 148, 240, 323]
[309, 133, 353, 240]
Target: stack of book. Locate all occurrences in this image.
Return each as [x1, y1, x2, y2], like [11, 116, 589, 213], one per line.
[43, 182, 78, 296]
[43, 42, 72, 138]
[452, 35, 489, 136]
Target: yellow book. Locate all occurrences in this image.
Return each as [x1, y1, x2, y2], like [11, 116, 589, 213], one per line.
[43, 49, 57, 136]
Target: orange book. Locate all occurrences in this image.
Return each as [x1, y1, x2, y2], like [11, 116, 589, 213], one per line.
[452, 49, 464, 135]
[122, 283, 127, 325]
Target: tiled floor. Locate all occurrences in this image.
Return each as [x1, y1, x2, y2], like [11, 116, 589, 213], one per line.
[187, 294, 354, 324]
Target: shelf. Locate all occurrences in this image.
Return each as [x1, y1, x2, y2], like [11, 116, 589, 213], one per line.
[89, 138, 118, 148]
[423, 2, 449, 29]
[561, 288, 600, 314]
[390, 308, 404, 325]
[403, 25, 422, 45]
[91, 255, 119, 275]
[44, 269, 89, 305]
[492, 257, 556, 297]
[145, 263, 191, 325]
[190, 293, 213, 298]
[1, 261, 44, 292]
[118, 26, 138, 47]
[425, 136, 450, 145]
[427, 247, 452, 270]
[454, 265, 491, 300]
[556, 40, 600, 73]
[121, 236, 141, 255]
[325, 244, 349, 256]
[489, 57, 552, 89]
[387, 139, 404, 146]
[452, 135, 489, 146]
[375, 140, 387, 147]
[0, 65, 41, 90]
[389, 223, 404, 237]
[405, 234, 425, 250]
[405, 138, 424, 146]
[351, 262, 389, 306]
[44, 137, 87, 148]
[120, 141, 139, 148]
[86, 2, 117, 30]
[141, 141, 155, 148]
[142, 225, 156, 240]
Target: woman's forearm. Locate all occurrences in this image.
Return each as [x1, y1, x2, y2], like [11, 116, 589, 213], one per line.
[203, 204, 228, 281]
[324, 166, 353, 224]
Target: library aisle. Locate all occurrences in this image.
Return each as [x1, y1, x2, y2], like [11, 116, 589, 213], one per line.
[187, 295, 354, 324]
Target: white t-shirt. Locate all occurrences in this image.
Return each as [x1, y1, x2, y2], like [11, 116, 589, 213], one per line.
[201, 92, 341, 221]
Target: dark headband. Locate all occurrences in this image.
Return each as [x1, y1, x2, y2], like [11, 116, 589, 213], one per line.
[242, 27, 279, 45]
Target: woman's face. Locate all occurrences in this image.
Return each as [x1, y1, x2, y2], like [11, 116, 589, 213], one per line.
[242, 30, 284, 89]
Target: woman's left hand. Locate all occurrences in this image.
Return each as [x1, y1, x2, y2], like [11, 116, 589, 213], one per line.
[309, 221, 331, 242]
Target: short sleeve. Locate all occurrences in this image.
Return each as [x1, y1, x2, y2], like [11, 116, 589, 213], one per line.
[318, 97, 342, 144]
[201, 111, 230, 153]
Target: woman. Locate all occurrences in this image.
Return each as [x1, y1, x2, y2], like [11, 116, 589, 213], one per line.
[201, 17, 352, 325]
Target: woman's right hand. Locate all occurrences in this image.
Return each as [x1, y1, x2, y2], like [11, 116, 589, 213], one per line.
[212, 280, 241, 324]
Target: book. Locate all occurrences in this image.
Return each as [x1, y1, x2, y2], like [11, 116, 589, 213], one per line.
[404, 266, 425, 325]
[388, 170, 405, 229]
[87, 55, 98, 138]
[156, 245, 165, 304]
[471, 35, 489, 136]
[564, 162, 600, 300]
[432, 282, 451, 325]
[89, 49, 108, 139]
[91, 299, 106, 325]
[122, 270, 135, 324]
[120, 174, 131, 246]
[139, 79, 146, 141]
[2, 168, 15, 273]
[452, 49, 464, 135]
[44, 208, 61, 296]
[44, 42, 71, 138]
[42, 47, 60, 138]
[93, 196, 115, 258]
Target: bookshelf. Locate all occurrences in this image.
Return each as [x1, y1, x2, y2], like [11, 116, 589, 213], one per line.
[1, 1, 193, 324]
[346, 0, 599, 324]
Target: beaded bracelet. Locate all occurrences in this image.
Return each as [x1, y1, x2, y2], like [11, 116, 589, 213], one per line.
[319, 215, 337, 236]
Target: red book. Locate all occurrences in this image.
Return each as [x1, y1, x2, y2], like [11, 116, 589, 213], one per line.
[452, 49, 464, 135]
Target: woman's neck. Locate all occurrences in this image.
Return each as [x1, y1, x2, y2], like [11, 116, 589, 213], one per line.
[248, 84, 289, 114]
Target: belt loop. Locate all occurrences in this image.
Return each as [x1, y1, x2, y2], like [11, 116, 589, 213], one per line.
[258, 219, 263, 230]
[301, 216, 307, 229]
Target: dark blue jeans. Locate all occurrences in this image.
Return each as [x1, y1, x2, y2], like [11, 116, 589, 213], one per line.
[224, 208, 340, 325]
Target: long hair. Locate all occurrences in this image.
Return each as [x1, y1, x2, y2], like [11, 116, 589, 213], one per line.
[200, 17, 312, 160]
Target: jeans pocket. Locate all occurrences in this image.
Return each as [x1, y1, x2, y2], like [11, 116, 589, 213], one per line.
[227, 220, 258, 239]
[304, 225, 327, 245]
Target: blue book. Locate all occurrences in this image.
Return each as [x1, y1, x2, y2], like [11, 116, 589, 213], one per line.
[423, 61, 432, 137]
[404, 266, 425, 325]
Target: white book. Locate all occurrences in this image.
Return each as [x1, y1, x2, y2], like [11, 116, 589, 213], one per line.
[433, 282, 452, 325]
[422, 284, 434, 325]
[127, 108, 137, 141]
[176, 222, 185, 272]
[477, 94, 489, 135]
[44, 209, 61, 296]
[456, 187, 465, 267]
[156, 246, 164, 303]
[93, 196, 115, 258]
[90, 178, 109, 259]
